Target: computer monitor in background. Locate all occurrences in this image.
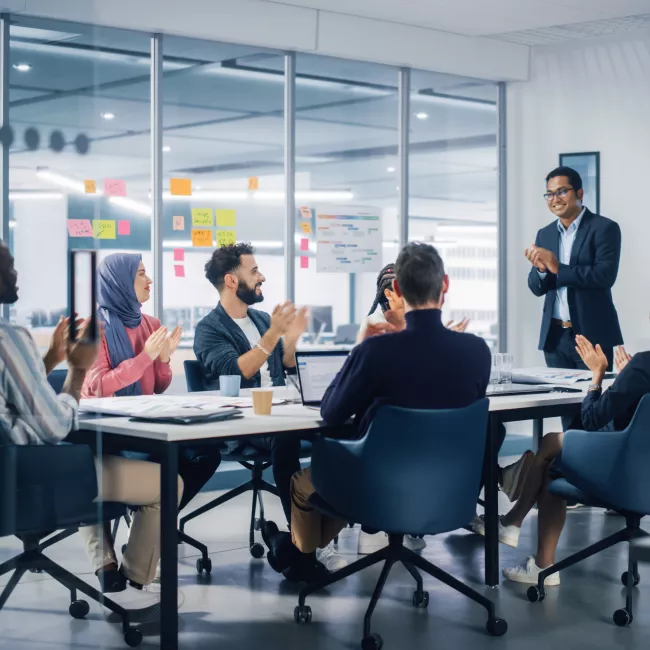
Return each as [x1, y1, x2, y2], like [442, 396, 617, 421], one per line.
[308, 306, 333, 342]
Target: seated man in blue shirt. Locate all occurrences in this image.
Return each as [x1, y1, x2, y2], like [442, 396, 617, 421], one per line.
[262, 242, 492, 582]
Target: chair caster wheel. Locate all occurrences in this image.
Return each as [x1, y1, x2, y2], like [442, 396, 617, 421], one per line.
[196, 557, 212, 575]
[250, 543, 265, 559]
[29, 567, 44, 574]
[121, 544, 127, 555]
[361, 633, 383, 650]
[486, 618, 508, 636]
[613, 608, 633, 627]
[527, 585, 546, 603]
[124, 628, 143, 647]
[294, 605, 312, 624]
[621, 571, 640, 587]
[69, 599, 90, 619]
[254, 518, 264, 531]
[412, 590, 429, 608]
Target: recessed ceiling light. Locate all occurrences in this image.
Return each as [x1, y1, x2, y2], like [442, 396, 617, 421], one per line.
[13, 63, 31, 72]
[195, 185, 202, 190]
[100, 112, 115, 120]
[415, 112, 429, 120]
[162, 146, 171, 153]
[387, 166, 396, 172]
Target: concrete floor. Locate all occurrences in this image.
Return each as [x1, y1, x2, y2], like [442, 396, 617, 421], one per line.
[0, 485, 648, 650]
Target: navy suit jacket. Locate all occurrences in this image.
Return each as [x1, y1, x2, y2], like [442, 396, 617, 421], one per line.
[528, 209, 623, 351]
[321, 309, 491, 436]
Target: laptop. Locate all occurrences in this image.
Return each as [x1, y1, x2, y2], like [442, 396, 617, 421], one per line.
[295, 350, 350, 407]
[486, 383, 557, 397]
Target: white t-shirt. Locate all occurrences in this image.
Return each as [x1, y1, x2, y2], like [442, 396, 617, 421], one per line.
[356, 309, 387, 344]
[232, 316, 273, 387]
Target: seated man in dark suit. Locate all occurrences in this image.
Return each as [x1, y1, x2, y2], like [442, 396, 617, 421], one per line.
[262, 242, 492, 582]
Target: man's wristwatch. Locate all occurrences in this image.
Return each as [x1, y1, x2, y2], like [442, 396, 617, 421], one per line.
[588, 383, 602, 392]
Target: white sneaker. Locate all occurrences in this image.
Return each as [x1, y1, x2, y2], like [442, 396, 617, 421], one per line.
[108, 584, 161, 611]
[502, 556, 560, 586]
[471, 514, 520, 548]
[358, 531, 388, 555]
[316, 543, 349, 572]
[404, 535, 427, 551]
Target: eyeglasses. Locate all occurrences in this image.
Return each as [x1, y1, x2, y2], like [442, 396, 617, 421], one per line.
[543, 187, 573, 201]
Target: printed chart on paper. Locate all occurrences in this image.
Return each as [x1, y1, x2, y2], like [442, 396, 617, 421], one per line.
[316, 207, 383, 273]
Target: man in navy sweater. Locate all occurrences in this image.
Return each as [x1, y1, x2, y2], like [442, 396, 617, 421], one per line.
[263, 242, 491, 582]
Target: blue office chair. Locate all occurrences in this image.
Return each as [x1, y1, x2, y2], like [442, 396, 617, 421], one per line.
[0, 441, 143, 647]
[527, 395, 650, 627]
[294, 400, 507, 650]
[181, 360, 311, 559]
[46, 368, 67, 394]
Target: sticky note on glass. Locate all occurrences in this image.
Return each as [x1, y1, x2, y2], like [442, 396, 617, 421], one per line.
[170, 178, 192, 196]
[118, 220, 130, 236]
[215, 209, 236, 227]
[192, 208, 213, 227]
[191, 229, 213, 247]
[174, 265, 185, 278]
[248, 176, 259, 191]
[92, 220, 117, 239]
[300, 238, 309, 251]
[300, 256, 309, 269]
[173, 248, 184, 262]
[173, 215, 185, 231]
[84, 180, 96, 194]
[67, 219, 93, 238]
[300, 221, 312, 234]
[300, 206, 312, 219]
[103, 179, 126, 197]
[216, 230, 236, 248]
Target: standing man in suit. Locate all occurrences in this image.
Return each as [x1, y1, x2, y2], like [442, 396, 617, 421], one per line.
[526, 166, 623, 372]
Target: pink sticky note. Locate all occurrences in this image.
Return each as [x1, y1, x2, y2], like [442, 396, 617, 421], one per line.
[104, 178, 127, 197]
[300, 238, 309, 252]
[174, 265, 185, 278]
[117, 220, 130, 235]
[173, 248, 184, 262]
[173, 215, 185, 231]
[67, 219, 93, 237]
[300, 256, 309, 269]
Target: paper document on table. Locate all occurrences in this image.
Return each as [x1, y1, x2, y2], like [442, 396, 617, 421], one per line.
[511, 368, 592, 385]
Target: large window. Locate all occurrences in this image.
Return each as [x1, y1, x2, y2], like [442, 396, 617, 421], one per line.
[408, 70, 498, 347]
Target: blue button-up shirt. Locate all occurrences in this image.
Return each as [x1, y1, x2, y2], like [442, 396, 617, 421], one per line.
[538, 207, 586, 321]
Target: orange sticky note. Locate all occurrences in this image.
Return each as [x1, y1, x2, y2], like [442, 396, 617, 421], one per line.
[300, 221, 312, 234]
[300, 206, 311, 219]
[103, 179, 126, 197]
[300, 238, 309, 251]
[170, 178, 192, 196]
[84, 180, 96, 194]
[174, 265, 185, 278]
[248, 176, 259, 191]
[300, 256, 309, 269]
[173, 215, 185, 231]
[191, 229, 213, 247]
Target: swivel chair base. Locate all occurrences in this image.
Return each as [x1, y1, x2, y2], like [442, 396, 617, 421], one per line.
[294, 534, 507, 649]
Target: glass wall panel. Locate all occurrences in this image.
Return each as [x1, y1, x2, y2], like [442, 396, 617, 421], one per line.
[408, 70, 498, 348]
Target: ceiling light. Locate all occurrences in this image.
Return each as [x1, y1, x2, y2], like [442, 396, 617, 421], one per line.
[109, 196, 152, 216]
[100, 112, 115, 120]
[9, 192, 64, 201]
[163, 190, 249, 202]
[13, 63, 31, 72]
[36, 168, 85, 194]
[387, 166, 396, 173]
[415, 112, 429, 120]
[162, 145, 171, 153]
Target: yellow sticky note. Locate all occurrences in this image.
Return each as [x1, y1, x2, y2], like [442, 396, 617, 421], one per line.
[248, 176, 259, 191]
[170, 178, 192, 196]
[191, 208, 213, 227]
[92, 220, 116, 239]
[215, 209, 237, 227]
[191, 229, 213, 247]
[300, 221, 312, 234]
[216, 230, 237, 248]
[84, 180, 96, 194]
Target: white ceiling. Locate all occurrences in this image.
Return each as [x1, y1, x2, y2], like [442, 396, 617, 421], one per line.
[263, 0, 650, 37]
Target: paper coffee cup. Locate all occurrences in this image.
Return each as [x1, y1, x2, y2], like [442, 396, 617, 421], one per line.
[251, 388, 273, 415]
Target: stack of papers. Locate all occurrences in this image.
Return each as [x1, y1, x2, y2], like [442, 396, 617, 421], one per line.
[511, 368, 592, 385]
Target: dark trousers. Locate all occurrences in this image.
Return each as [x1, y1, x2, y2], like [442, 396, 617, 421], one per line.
[178, 448, 222, 511]
[543, 324, 613, 429]
[251, 433, 302, 523]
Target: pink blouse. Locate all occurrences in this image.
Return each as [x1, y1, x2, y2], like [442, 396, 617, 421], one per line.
[81, 314, 172, 398]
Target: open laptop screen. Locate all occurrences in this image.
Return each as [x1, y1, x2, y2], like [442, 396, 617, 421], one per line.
[295, 351, 349, 406]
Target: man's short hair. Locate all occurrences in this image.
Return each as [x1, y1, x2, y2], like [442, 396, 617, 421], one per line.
[205, 242, 254, 291]
[395, 242, 445, 306]
[546, 166, 583, 192]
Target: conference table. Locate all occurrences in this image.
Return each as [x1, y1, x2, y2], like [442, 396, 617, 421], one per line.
[79, 384, 593, 650]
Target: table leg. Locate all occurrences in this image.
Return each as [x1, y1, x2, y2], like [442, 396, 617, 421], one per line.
[533, 418, 544, 452]
[160, 444, 179, 649]
[484, 415, 500, 587]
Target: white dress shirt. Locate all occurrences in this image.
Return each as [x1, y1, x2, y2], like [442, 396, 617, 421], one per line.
[538, 207, 586, 321]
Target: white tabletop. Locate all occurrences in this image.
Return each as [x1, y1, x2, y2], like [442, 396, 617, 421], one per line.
[78, 382, 608, 443]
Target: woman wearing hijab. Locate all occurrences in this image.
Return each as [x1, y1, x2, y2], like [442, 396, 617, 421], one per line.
[79, 253, 221, 600]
